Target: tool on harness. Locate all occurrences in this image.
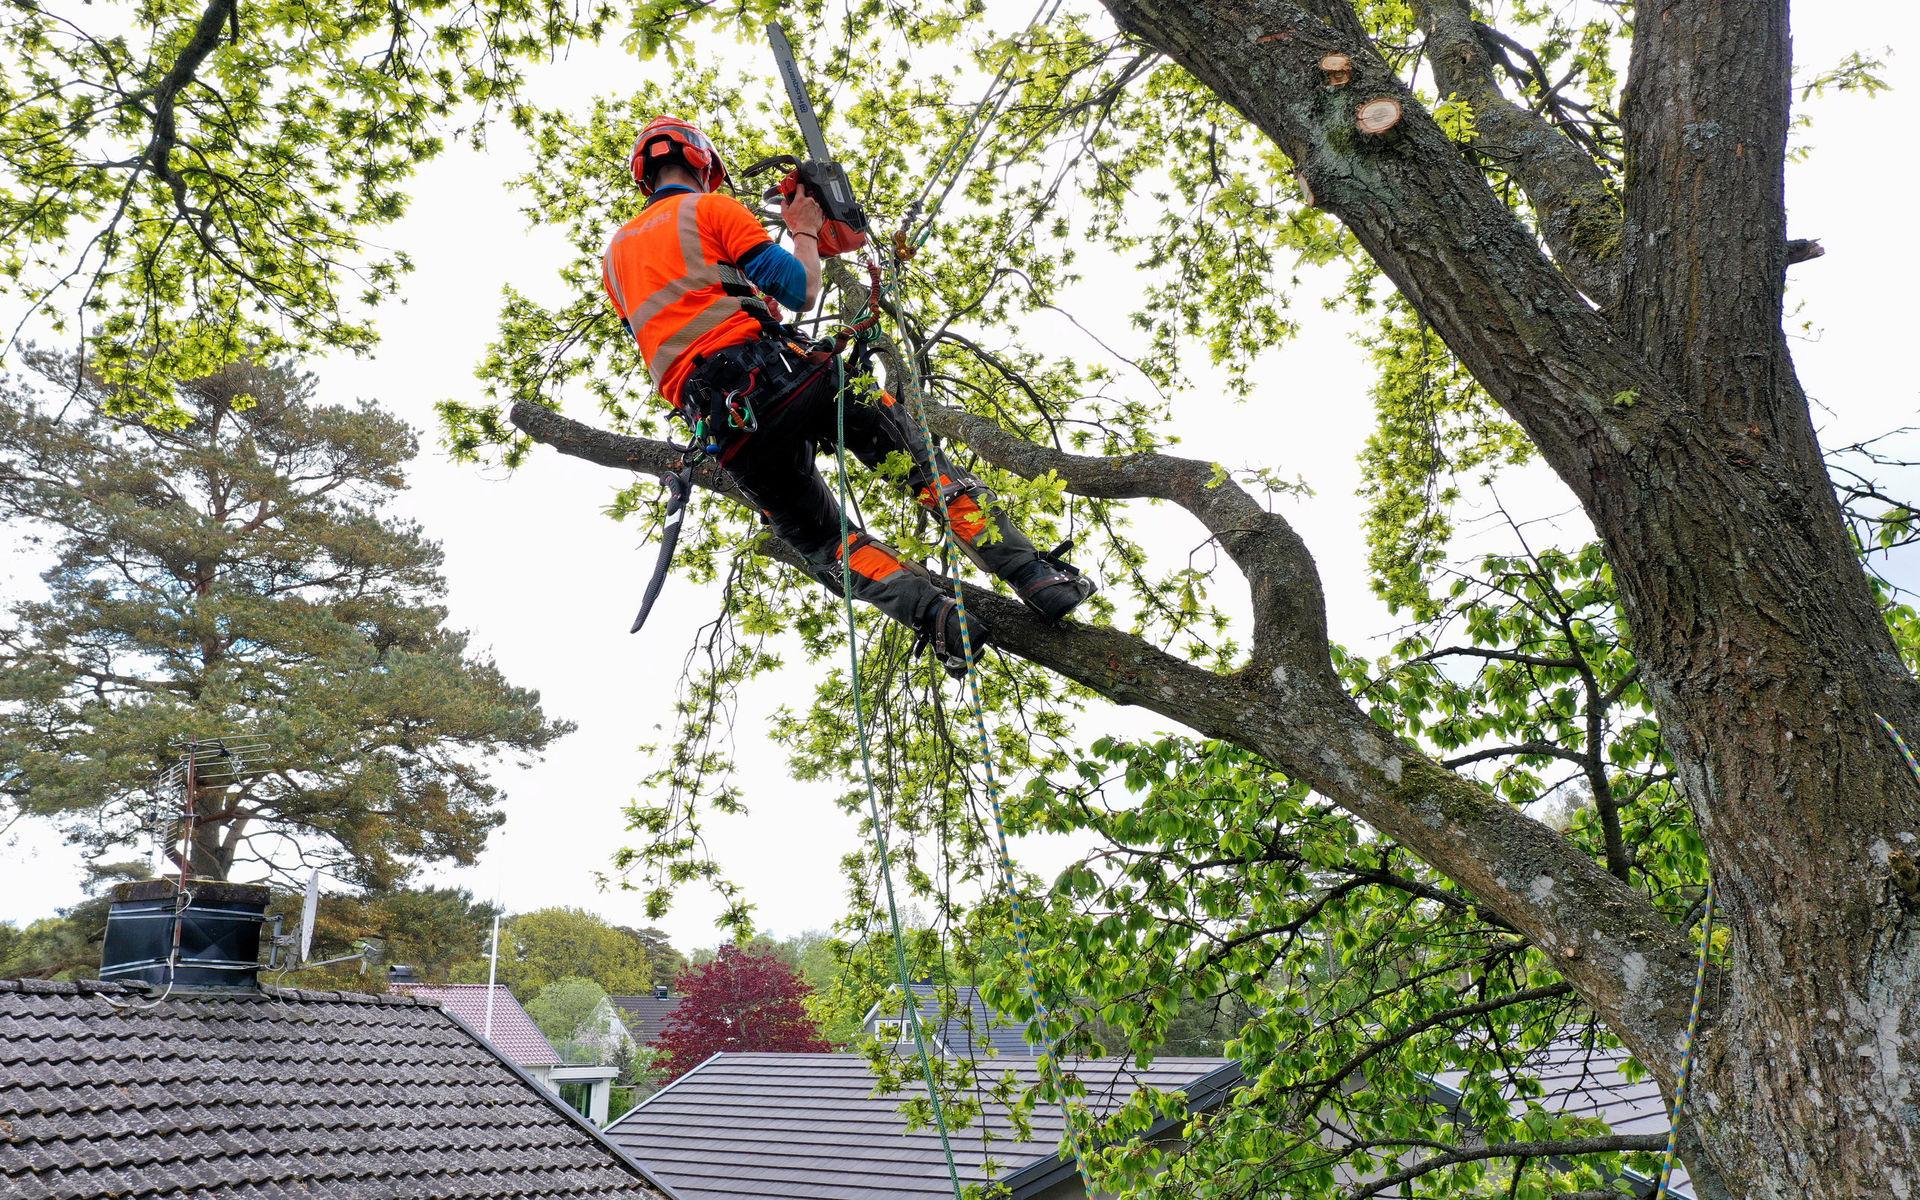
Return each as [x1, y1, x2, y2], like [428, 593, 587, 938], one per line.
[725, 389, 758, 432]
[747, 24, 871, 259]
[629, 453, 698, 635]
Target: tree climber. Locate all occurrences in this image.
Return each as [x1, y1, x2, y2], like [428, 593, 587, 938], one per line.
[603, 116, 1094, 674]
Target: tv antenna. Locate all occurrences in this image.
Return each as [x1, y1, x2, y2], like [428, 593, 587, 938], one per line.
[298, 867, 320, 962]
[153, 734, 273, 883]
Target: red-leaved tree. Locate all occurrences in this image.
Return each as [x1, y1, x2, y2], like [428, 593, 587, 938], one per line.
[655, 946, 832, 1079]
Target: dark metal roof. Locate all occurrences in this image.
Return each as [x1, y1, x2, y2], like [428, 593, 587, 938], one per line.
[866, 984, 1037, 1057]
[610, 993, 683, 1045]
[604, 1051, 1237, 1200]
[0, 977, 673, 1200]
[1433, 1037, 1693, 1199]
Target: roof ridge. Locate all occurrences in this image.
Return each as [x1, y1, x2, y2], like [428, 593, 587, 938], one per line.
[0, 977, 139, 996]
[0, 978, 443, 1008]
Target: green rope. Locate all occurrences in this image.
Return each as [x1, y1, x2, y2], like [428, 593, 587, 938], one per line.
[831, 353, 966, 1199]
[1653, 879, 1713, 1199]
[874, 286, 1099, 1192]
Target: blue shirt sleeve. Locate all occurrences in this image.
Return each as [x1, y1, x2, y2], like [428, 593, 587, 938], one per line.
[738, 241, 809, 312]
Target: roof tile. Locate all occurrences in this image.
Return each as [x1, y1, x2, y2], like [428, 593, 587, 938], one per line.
[388, 982, 562, 1067]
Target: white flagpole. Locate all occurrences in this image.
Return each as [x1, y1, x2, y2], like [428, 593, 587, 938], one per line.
[484, 912, 501, 1038]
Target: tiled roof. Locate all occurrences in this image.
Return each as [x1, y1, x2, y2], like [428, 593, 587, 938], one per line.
[0, 977, 674, 1200]
[1434, 1037, 1692, 1199]
[867, 984, 1036, 1057]
[610, 994, 683, 1045]
[605, 1051, 1237, 1200]
[389, 982, 561, 1067]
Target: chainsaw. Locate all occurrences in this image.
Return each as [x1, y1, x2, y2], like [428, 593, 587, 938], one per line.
[741, 23, 871, 258]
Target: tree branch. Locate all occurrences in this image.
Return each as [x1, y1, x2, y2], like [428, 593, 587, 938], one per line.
[509, 398, 1703, 1086]
[1096, 0, 1665, 512]
[1441, 741, 1590, 770]
[1413, 0, 1622, 303]
[1305, 981, 1574, 1118]
[1341, 1133, 1666, 1200]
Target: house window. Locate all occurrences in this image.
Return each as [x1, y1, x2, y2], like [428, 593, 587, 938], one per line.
[557, 1080, 593, 1117]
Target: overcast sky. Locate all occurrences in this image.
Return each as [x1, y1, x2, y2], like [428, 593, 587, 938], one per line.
[3, 3, 1916, 958]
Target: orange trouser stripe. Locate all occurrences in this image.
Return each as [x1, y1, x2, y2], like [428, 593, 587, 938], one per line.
[842, 535, 906, 581]
[918, 476, 988, 544]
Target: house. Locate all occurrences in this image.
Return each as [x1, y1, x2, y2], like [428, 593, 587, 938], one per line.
[612, 984, 684, 1047]
[861, 982, 1036, 1057]
[0, 879, 676, 1200]
[388, 975, 622, 1125]
[604, 1051, 1240, 1200]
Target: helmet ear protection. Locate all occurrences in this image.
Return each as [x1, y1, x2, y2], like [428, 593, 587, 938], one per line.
[630, 117, 729, 196]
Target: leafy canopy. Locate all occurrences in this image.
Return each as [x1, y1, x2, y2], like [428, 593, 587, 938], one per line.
[0, 0, 782, 417]
[451, 906, 655, 999]
[5, 0, 1905, 1194]
[437, 4, 1898, 1195]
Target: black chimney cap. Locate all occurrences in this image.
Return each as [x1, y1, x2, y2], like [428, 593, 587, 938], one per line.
[101, 879, 270, 990]
[387, 964, 419, 985]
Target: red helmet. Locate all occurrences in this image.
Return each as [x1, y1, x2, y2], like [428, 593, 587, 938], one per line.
[630, 116, 728, 196]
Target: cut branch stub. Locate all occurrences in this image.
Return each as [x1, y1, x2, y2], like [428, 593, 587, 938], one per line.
[1320, 53, 1352, 86]
[1355, 96, 1404, 136]
[1296, 171, 1316, 208]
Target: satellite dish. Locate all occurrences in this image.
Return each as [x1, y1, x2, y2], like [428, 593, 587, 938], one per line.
[298, 869, 320, 962]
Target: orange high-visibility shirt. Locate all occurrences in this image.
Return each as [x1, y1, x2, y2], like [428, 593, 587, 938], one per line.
[602, 191, 775, 408]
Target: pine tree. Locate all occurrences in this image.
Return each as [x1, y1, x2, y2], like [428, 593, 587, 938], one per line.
[0, 354, 569, 887]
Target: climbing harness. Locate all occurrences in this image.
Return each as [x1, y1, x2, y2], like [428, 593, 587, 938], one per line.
[1653, 878, 1714, 1200]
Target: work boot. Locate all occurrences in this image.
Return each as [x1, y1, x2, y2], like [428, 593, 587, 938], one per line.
[1006, 544, 1096, 621]
[917, 596, 987, 680]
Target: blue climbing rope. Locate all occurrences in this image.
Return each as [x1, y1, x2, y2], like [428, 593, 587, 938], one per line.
[1875, 712, 1920, 780]
[1654, 878, 1714, 1200]
[864, 280, 1099, 1192]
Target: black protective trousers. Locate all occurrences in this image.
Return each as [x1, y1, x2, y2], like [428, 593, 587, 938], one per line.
[704, 349, 1050, 638]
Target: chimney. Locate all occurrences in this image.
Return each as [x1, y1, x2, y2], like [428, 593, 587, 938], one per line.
[101, 879, 270, 990]
[387, 964, 420, 986]
[654, 984, 669, 1000]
